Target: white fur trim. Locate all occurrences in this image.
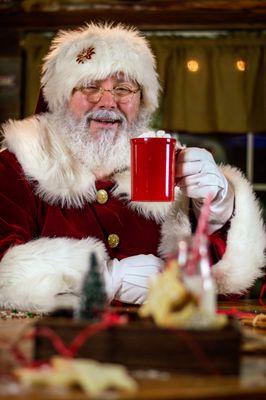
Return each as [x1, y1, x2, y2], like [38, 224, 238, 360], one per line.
[41, 23, 159, 114]
[212, 165, 266, 294]
[0, 237, 108, 312]
[2, 115, 97, 208]
[3, 115, 176, 222]
[158, 194, 191, 258]
[112, 169, 174, 223]
[128, 201, 173, 224]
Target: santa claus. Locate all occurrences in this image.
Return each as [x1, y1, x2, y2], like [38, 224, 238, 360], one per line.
[0, 23, 265, 312]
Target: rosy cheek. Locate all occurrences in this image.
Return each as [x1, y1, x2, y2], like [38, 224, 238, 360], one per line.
[68, 91, 92, 119]
[119, 101, 140, 123]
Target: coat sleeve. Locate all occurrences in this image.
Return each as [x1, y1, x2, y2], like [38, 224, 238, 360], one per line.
[187, 164, 266, 295]
[0, 150, 38, 256]
[158, 165, 266, 296]
[211, 165, 266, 295]
[188, 199, 229, 264]
[208, 219, 229, 264]
[0, 150, 107, 312]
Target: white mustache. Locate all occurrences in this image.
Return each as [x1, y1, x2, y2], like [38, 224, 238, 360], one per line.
[86, 109, 127, 125]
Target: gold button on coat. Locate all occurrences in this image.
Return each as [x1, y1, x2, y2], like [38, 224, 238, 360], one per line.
[96, 189, 108, 204]
[108, 234, 120, 248]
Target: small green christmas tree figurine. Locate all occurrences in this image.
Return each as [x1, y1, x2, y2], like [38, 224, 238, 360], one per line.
[77, 252, 107, 321]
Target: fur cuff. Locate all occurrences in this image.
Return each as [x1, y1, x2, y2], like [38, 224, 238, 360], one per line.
[212, 165, 266, 294]
[0, 237, 108, 312]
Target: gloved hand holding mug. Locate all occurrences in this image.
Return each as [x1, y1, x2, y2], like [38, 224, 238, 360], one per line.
[176, 147, 234, 233]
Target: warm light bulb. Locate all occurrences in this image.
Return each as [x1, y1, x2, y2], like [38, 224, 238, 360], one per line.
[235, 59, 246, 71]
[187, 59, 199, 72]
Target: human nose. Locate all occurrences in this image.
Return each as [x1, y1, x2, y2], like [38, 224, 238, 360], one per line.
[97, 88, 117, 108]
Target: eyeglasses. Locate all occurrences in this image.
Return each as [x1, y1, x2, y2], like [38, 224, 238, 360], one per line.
[77, 84, 140, 104]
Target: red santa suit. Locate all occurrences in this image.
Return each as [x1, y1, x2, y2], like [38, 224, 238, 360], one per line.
[0, 114, 265, 312]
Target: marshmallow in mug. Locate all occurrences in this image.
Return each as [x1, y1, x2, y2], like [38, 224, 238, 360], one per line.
[137, 130, 184, 153]
[137, 130, 172, 139]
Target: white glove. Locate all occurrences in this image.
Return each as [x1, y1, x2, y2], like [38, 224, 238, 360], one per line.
[176, 147, 234, 233]
[103, 254, 163, 304]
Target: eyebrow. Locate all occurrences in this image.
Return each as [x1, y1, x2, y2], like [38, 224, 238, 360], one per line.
[115, 78, 132, 84]
[90, 78, 136, 86]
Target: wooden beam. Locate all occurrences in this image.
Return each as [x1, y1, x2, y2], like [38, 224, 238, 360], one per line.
[0, 0, 266, 31]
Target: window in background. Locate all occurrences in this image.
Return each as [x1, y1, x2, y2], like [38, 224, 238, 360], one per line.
[253, 135, 266, 185]
[176, 132, 247, 170]
[0, 57, 21, 124]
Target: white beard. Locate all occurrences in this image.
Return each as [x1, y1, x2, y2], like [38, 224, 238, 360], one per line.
[50, 107, 151, 178]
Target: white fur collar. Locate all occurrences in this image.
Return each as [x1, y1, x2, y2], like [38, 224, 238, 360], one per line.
[3, 114, 98, 208]
[2, 114, 176, 221]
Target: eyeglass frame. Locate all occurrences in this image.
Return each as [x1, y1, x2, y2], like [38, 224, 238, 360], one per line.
[74, 83, 141, 104]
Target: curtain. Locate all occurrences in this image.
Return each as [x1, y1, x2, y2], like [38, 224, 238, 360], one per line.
[149, 32, 266, 133]
[23, 31, 266, 133]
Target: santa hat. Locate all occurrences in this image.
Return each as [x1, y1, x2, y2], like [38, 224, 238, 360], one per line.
[41, 23, 160, 114]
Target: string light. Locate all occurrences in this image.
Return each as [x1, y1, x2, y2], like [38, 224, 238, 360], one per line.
[187, 59, 199, 72]
[235, 59, 247, 71]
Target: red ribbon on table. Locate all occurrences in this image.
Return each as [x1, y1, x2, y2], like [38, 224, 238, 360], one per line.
[217, 307, 262, 319]
[10, 312, 126, 368]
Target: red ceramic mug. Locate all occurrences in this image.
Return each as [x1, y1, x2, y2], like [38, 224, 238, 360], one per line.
[131, 137, 177, 202]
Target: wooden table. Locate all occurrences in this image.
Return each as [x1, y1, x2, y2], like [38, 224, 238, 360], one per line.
[0, 300, 265, 399]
